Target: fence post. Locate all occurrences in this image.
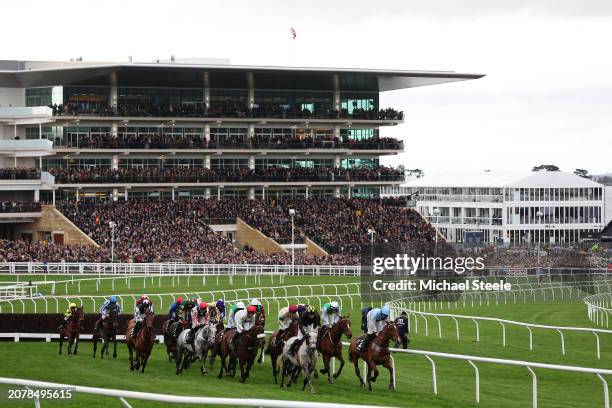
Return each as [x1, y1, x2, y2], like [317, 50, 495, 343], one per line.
[468, 360, 479, 404]
[424, 355, 437, 395]
[596, 373, 610, 408]
[526, 366, 538, 408]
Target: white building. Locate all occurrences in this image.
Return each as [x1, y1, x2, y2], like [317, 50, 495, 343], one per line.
[390, 171, 608, 244]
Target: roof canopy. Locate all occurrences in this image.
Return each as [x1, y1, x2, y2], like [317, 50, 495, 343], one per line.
[403, 171, 604, 189]
[0, 61, 484, 91]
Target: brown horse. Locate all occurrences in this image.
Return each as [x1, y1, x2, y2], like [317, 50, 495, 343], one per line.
[265, 319, 298, 384]
[93, 309, 119, 359]
[59, 307, 85, 355]
[318, 317, 353, 383]
[125, 310, 155, 372]
[217, 325, 264, 383]
[161, 319, 182, 362]
[348, 322, 400, 391]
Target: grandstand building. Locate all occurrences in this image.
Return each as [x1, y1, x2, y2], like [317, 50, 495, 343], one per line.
[0, 58, 482, 203]
[386, 171, 608, 244]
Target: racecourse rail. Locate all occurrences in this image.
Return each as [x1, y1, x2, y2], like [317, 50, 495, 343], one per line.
[0, 332, 610, 408]
[585, 293, 612, 328]
[0, 377, 386, 408]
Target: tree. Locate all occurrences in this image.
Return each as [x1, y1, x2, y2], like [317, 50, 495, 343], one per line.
[532, 164, 560, 172]
[406, 168, 424, 178]
[574, 169, 591, 179]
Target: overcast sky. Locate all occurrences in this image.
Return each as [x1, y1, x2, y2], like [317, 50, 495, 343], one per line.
[3, 0, 611, 175]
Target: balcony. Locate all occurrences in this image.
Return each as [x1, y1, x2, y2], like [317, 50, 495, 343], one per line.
[49, 104, 404, 122]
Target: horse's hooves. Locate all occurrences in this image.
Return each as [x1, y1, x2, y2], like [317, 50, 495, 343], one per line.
[113, 354, 117, 359]
[310, 390, 317, 395]
[360, 383, 365, 388]
[389, 385, 395, 391]
[130, 366, 134, 371]
[313, 373, 319, 379]
[319, 368, 327, 374]
[328, 379, 334, 384]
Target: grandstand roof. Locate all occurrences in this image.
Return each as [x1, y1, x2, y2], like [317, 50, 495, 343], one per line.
[0, 59, 484, 91]
[403, 171, 604, 188]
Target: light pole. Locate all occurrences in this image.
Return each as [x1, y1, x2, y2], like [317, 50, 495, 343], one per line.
[289, 209, 295, 274]
[367, 228, 375, 274]
[109, 221, 116, 263]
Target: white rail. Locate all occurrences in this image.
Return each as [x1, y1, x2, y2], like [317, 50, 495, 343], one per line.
[0, 262, 362, 276]
[585, 293, 612, 328]
[0, 377, 385, 408]
[2, 332, 609, 408]
[387, 305, 612, 359]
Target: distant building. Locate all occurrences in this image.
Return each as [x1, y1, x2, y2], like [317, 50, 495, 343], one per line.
[387, 171, 607, 243]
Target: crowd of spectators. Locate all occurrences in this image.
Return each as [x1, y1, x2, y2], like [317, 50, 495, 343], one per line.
[49, 166, 404, 184]
[479, 245, 596, 268]
[50, 103, 404, 121]
[0, 201, 42, 213]
[0, 168, 41, 180]
[57, 132, 403, 151]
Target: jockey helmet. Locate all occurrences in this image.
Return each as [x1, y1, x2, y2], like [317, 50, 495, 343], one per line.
[247, 305, 257, 313]
[199, 302, 208, 310]
[306, 305, 316, 314]
[330, 301, 339, 311]
[360, 306, 371, 314]
[69, 302, 77, 309]
[216, 299, 224, 308]
[236, 301, 246, 310]
[109, 296, 117, 304]
[143, 299, 151, 306]
[297, 304, 307, 313]
[250, 298, 262, 307]
[176, 297, 184, 304]
[288, 304, 298, 313]
[381, 306, 390, 318]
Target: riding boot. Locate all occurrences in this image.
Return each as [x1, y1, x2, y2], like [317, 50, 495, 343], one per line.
[275, 329, 284, 349]
[132, 320, 142, 338]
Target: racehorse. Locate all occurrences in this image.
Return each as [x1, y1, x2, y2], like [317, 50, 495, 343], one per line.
[318, 317, 353, 383]
[265, 319, 298, 384]
[161, 319, 182, 362]
[59, 307, 85, 355]
[280, 329, 319, 394]
[175, 323, 217, 375]
[125, 309, 155, 373]
[92, 309, 119, 359]
[348, 322, 400, 391]
[217, 325, 264, 383]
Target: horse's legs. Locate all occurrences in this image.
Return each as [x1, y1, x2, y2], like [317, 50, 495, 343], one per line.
[257, 342, 264, 364]
[176, 348, 183, 375]
[353, 357, 364, 388]
[333, 351, 346, 379]
[239, 359, 246, 383]
[113, 336, 117, 359]
[382, 358, 395, 391]
[271, 353, 278, 384]
[321, 354, 333, 383]
[141, 351, 150, 373]
[73, 337, 79, 355]
[366, 362, 373, 392]
[92, 335, 98, 358]
[127, 342, 134, 371]
[58, 334, 63, 355]
[218, 356, 226, 379]
[67, 338, 73, 355]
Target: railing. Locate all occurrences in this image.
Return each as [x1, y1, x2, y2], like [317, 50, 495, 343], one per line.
[0, 262, 361, 276]
[386, 305, 612, 359]
[585, 293, 612, 328]
[345, 343, 612, 408]
[0, 377, 382, 408]
[0, 282, 362, 314]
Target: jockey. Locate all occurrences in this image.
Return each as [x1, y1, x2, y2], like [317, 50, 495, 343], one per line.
[297, 303, 307, 317]
[360, 306, 372, 333]
[358, 305, 390, 352]
[62, 302, 78, 328]
[168, 297, 184, 322]
[289, 304, 320, 354]
[216, 299, 226, 321]
[132, 297, 154, 338]
[321, 301, 340, 327]
[99, 296, 121, 321]
[250, 298, 265, 318]
[227, 301, 245, 329]
[231, 305, 256, 351]
[180, 297, 196, 327]
[276, 304, 298, 349]
[186, 302, 209, 344]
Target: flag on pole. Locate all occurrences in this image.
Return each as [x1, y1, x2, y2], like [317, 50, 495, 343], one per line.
[290, 27, 296, 40]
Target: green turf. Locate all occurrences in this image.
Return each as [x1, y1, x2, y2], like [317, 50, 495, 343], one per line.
[0, 294, 610, 407]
